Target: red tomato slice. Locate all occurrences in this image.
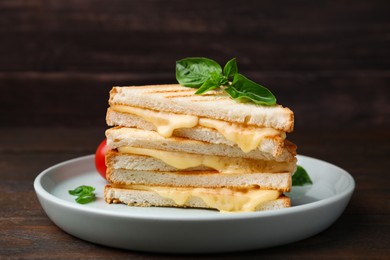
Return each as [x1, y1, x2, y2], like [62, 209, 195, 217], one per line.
[95, 139, 109, 179]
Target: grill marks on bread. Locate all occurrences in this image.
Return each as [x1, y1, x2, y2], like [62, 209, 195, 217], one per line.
[145, 87, 230, 101]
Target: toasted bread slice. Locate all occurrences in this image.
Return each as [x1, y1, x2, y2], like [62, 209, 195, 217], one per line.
[106, 168, 292, 192]
[106, 150, 209, 172]
[106, 150, 297, 173]
[106, 127, 296, 162]
[106, 108, 287, 154]
[109, 85, 294, 132]
[104, 185, 291, 212]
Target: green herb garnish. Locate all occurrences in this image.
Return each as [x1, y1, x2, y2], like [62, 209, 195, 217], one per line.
[68, 185, 96, 204]
[176, 57, 276, 105]
[292, 166, 313, 186]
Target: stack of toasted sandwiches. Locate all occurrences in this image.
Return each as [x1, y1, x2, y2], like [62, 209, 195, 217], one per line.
[104, 84, 296, 212]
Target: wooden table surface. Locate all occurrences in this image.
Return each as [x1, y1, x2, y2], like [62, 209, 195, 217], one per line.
[1, 0, 389, 258]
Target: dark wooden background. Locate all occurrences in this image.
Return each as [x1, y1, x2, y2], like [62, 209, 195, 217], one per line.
[1, 0, 389, 259]
[1, 0, 389, 130]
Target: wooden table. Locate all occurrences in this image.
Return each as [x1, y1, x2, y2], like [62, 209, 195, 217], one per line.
[1, 126, 388, 259]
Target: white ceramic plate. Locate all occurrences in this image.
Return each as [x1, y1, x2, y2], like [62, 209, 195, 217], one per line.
[34, 155, 354, 253]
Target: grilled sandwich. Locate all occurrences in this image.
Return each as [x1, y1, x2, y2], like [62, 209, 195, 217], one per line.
[104, 84, 296, 212]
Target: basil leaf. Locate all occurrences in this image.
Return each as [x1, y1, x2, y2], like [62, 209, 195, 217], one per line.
[69, 185, 96, 204]
[176, 57, 222, 87]
[195, 78, 220, 94]
[75, 194, 96, 204]
[68, 186, 84, 196]
[175, 57, 278, 105]
[195, 71, 228, 94]
[223, 58, 238, 80]
[227, 74, 276, 105]
[69, 185, 95, 196]
[292, 166, 313, 186]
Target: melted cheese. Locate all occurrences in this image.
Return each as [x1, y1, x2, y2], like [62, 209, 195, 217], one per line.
[111, 105, 285, 153]
[111, 105, 198, 137]
[118, 146, 249, 173]
[126, 185, 281, 212]
[199, 118, 285, 153]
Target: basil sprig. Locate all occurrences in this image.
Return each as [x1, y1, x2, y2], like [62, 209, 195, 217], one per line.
[292, 166, 313, 186]
[68, 185, 96, 204]
[176, 57, 276, 105]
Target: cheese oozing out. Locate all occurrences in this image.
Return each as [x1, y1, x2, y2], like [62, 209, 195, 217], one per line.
[111, 105, 285, 153]
[117, 146, 290, 173]
[111, 105, 198, 137]
[113, 184, 281, 212]
[198, 118, 285, 153]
